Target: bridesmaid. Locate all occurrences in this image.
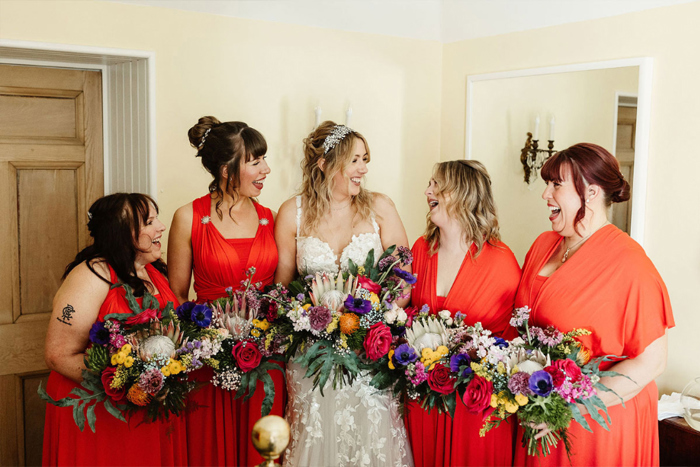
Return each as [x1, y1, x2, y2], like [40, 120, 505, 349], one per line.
[514, 143, 673, 466]
[405, 160, 521, 467]
[168, 117, 284, 466]
[43, 193, 187, 466]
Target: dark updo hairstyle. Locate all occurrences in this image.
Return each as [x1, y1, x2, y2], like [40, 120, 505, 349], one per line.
[541, 142, 630, 234]
[188, 116, 267, 220]
[63, 193, 167, 297]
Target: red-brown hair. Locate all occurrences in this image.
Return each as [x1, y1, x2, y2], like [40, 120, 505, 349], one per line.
[541, 143, 630, 234]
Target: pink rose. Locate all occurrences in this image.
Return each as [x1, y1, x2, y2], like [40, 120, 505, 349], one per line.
[427, 363, 456, 395]
[357, 276, 382, 295]
[462, 375, 493, 414]
[363, 322, 392, 361]
[232, 341, 262, 372]
[125, 307, 159, 326]
[101, 366, 127, 403]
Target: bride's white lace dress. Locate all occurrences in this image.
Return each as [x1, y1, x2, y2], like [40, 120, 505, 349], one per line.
[283, 197, 413, 467]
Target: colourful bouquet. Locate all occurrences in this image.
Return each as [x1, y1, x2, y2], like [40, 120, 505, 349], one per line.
[370, 305, 504, 417]
[269, 245, 415, 394]
[39, 284, 202, 432]
[480, 306, 628, 458]
[175, 268, 284, 416]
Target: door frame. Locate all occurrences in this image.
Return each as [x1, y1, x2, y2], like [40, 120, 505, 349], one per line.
[0, 39, 158, 198]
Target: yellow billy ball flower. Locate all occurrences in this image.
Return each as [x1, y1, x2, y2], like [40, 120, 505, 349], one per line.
[124, 356, 134, 368]
[120, 344, 132, 354]
[515, 393, 529, 406]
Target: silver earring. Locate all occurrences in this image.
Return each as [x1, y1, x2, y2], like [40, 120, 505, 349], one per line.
[586, 198, 590, 203]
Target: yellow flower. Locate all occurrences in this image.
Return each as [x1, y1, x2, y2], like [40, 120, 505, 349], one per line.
[511, 365, 520, 375]
[505, 401, 519, 413]
[115, 352, 126, 365]
[340, 334, 349, 349]
[302, 304, 311, 311]
[496, 362, 505, 374]
[127, 384, 152, 406]
[515, 393, 529, 406]
[388, 349, 396, 370]
[169, 360, 184, 375]
[470, 362, 492, 380]
[369, 293, 380, 304]
[120, 344, 132, 354]
[110, 354, 118, 365]
[252, 319, 270, 331]
[124, 356, 134, 368]
[161, 366, 171, 377]
[357, 266, 365, 275]
[490, 394, 499, 408]
[325, 317, 338, 334]
[250, 328, 262, 338]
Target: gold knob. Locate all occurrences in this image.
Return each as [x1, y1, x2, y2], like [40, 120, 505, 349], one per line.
[252, 415, 290, 467]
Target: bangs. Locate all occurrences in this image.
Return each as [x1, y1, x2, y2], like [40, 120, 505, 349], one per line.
[131, 194, 158, 226]
[240, 127, 267, 161]
[540, 151, 571, 183]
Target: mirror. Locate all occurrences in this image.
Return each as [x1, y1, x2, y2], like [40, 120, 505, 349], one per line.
[465, 58, 652, 262]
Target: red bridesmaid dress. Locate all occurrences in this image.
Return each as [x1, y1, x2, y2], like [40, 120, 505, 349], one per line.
[405, 237, 521, 467]
[43, 263, 188, 466]
[185, 194, 284, 467]
[513, 225, 674, 466]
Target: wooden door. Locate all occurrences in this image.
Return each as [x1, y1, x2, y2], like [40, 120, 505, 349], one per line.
[0, 64, 103, 466]
[612, 105, 636, 234]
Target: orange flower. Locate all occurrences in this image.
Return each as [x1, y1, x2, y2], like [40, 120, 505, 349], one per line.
[339, 313, 360, 335]
[127, 384, 152, 406]
[573, 340, 592, 366]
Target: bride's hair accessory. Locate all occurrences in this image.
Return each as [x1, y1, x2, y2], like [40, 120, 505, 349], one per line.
[322, 125, 354, 155]
[198, 128, 212, 149]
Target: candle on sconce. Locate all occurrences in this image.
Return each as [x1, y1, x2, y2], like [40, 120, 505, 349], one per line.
[345, 106, 353, 127]
[549, 116, 556, 141]
[314, 106, 322, 128]
[534, 115, 540, 140]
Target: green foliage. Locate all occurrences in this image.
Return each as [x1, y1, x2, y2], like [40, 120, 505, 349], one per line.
[85, 345, 109, 373]
[294, 340, 365, 396]
[345, 327, 367, 351]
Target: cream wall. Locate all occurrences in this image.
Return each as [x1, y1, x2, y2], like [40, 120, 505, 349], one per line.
[471, 67, 639, 263]
[0, 0, 442, 245]
[441, 1, 700, 394]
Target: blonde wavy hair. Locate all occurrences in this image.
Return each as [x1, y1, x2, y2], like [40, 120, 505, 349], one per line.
[298, 121, 374, 236]
[424, 160, 500, 257]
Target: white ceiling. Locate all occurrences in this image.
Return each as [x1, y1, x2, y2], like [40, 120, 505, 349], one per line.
[101, 0, 697, 43]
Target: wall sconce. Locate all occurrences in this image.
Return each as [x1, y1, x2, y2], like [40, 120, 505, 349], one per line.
[520, 115, 556, 184]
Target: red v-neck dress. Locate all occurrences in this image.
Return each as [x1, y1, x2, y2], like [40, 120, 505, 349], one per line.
[513, 225, 674, 466]
[405, 237, 521, 467]
[185, 194, 283, 467]
[43, 264, 187, 466]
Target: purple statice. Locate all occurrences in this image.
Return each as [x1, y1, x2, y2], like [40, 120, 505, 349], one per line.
[528, 370, 554, 397]
[308, 306, 332, 332]
[244, 289, 261, 313]
[393, 344, 418, 365]
[396, 246, 413, 266]
[508, 371, 533, 396]
[392, 267, 417, 285]
[88, 321, 110, 345]
[191, 304, 212, 328]
[510, 306, 531, 328]
[139, 368, 165, 394]
[344, 296, 372, 315]
[378, 255, 397, 271]
[531, 326, 564, 347]
[296, 293, 305, 302]
[449, 353, 472, 378]
[419, 304, 431, 315]
[407, 361, 428, 385]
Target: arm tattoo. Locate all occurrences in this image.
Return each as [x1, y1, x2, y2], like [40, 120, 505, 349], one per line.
[57, 304, 76, 326]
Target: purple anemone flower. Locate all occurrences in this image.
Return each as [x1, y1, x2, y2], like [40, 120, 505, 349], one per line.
[191, 304, 212, 328]
[88, 321, 110, 345]
[344, 295, 372, 314]
[393, 344, 418, 366]
[529, 370, 554, 397]
[392, 268, 417, 285]
[493, 337, 509, 349]
[176, 301, 196, 321]
[449, 353, 472, 378]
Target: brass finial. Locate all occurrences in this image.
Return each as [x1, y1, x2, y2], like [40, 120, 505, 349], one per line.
[252, 415, 290, 467]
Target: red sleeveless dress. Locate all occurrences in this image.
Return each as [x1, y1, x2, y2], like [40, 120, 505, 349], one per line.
[405, 237, 521, 467]
[513, 226, 674, 466]
[42, 263, 187, 466]
[185, 194, 283, 467]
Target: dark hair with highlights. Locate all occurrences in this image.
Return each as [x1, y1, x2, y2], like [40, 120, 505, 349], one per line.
[63, 193, 166, 297]
[188, 116, 267, 220]
[541, 142, 630, 234]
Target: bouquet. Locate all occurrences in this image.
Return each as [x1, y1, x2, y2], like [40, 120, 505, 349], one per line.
[269, 245, 415, 394]
[174, 268, 285, 416]
[480, 306, 628, 458]
[39, 284, 202, 432]
[370, 305, 506, 417]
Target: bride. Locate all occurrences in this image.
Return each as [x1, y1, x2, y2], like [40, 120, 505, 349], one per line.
[275, 121, 414, 466]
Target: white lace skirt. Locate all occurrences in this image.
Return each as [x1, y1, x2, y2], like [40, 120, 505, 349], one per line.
[283, 361, 414, 467]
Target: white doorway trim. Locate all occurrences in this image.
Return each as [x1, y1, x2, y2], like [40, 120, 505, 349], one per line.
[464, 57, 653, 246]
[0, 39, 157, 199]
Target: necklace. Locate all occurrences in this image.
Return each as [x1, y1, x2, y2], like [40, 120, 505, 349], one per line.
[561, 221, 609, 263]
[331, 201, 352, 211]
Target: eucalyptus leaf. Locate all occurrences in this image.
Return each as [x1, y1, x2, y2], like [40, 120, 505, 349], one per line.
[86, 404, 97, 433]
[260, 373, 275, 417]
[103, 399, 127, 423]
[73, 401, 86, 432]
[569, 403, 592, 432]
[582, 398, 610, 430]
[37, 383, 77, 408]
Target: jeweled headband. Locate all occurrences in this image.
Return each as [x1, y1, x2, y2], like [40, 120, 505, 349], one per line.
[322, 125, 354, 155]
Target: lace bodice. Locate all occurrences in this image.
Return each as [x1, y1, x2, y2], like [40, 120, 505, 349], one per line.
[295, 196, 384, 275]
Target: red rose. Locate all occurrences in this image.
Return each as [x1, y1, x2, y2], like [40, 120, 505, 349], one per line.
[363, 322, 392, 361]
[544, 366, 565, 388]
[232, 341, 262, 372]
[553, 359, 583, 383]
[404, 306, 418, 328]
[101, 366, 127, 403]
[462, 375, 493, 414]
[357, 276, 382, 294]
[125, 307, 159, 326]
[427, 363, 456, 395]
